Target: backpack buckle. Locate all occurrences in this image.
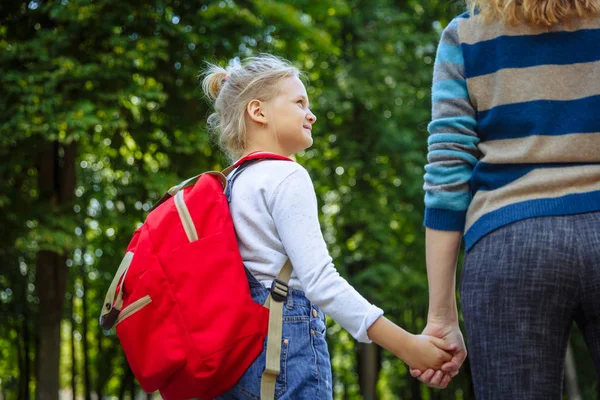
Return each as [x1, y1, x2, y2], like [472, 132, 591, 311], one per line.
[270, 279, 289, 302]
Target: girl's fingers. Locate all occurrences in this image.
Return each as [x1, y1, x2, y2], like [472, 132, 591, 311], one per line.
[438, 347, 453, 362]
[431, 337, 457, 352]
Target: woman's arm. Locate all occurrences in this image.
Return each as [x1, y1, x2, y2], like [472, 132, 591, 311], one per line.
[425, 228, 461, 324]
[409, 228, 466, 388]
[415, 15, 478, 387]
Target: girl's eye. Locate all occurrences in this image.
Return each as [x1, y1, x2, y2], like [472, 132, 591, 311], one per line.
[297, 100, 304, 106]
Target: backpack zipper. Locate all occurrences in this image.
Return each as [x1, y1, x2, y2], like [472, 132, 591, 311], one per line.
[116, 295, 152, 326]
[174, 190, 198, 242]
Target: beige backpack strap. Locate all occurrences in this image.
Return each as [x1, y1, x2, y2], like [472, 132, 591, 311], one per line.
[168, 171, 228, 196]
[221, 164, 236, 177]
[150, 171, 228, 213]
[260, 259, 293, 400]
[99, 252, 134, 329]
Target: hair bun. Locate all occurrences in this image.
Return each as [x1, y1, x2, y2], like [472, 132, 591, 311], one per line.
[201, 67, 228, 100]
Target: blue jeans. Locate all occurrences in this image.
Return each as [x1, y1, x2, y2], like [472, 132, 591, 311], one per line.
[460, 212, 600, 399]
[217, 271, 333, 399]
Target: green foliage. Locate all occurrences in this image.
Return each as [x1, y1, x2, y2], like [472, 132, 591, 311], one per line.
[6, 1, 593, 400]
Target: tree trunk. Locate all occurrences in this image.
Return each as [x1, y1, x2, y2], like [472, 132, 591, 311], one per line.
[36, 251, 67, 400]
[119, 363, 133, 400]
[357, 342, 380, 400]
[13, 269, 32, 400]
[410, 372, 422, 400]
[71, 291, 77, 400]
[95, 329, 105, 400]
[16, 322, 27, 400]
[565, 340, 581, 400]
[129, 370, 136, 400]
[23, 309, 32, 400]
[81, 266, 92, 400]
[35, 141, 77, 400]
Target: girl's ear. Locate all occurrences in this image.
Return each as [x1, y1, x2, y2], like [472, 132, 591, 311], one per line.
[247, 100, 268, 125]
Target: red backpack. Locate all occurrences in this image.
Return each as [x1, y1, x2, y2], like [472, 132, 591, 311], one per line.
[100, 152, 293, 399]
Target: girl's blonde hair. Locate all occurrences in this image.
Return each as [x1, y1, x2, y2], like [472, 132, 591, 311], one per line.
[466, 0, 600, 26]
[201, 54, 300, 161]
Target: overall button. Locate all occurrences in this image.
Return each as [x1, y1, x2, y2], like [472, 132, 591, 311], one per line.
[312, 309, 318, 318]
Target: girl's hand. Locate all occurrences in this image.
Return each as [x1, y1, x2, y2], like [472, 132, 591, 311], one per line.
[366, 316, 457, 389]
[399, 334, 454, 371]
[409, 321, 467, 389]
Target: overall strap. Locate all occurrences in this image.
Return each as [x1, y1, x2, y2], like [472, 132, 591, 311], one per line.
[261, 260, 293, 400]
[221, 151, 295, 398]
[224, 159, 260, 203]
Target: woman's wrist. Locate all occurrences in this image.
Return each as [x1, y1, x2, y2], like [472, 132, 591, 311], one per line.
[427, 304, 459, 325]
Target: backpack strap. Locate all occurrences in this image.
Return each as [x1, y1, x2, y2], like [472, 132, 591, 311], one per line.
[260, 259, 293, 400]
[99, 251, 134, 329]
[150, 152, 292, 212]
[149, 171, 227, 213]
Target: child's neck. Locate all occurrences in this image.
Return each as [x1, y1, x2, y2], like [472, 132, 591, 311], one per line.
[243, 143, 291, 159]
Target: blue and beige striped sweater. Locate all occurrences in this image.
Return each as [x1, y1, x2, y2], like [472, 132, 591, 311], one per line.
[424, 12, 600, 251]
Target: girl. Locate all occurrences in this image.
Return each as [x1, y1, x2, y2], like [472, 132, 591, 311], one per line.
[415, 0, 600, 398]
[201, 54, 455, 399]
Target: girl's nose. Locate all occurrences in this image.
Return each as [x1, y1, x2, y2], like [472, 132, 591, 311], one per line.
[307, 111, 317, 124]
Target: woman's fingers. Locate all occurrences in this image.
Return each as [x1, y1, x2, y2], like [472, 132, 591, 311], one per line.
[429, 370, 445, 387]
[441, 373, 452, 388]
[419, 369, 436, 383]
[410, 368, 423, 378]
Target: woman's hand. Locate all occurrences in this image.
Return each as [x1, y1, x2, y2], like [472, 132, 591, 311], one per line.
[409, 320, 467, 389]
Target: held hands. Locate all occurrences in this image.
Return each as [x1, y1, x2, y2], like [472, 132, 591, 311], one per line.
[409, 321, 467, 389]
[399, 333, 456, 371]
[366, 316, 457, 379]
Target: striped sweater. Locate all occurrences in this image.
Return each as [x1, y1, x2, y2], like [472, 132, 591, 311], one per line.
[424, 12, 600, 251]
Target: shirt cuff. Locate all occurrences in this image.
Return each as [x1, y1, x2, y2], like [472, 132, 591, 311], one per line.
[356, 305, 385, 343]
[424, 208, 466, 231]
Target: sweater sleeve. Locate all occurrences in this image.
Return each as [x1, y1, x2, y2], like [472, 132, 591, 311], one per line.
[268, 168, 383, 343]
[424, 18, 480, 231]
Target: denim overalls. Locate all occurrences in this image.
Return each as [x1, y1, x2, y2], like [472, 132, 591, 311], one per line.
[218, 161, 333, 399]
[216, 269, 333, 399]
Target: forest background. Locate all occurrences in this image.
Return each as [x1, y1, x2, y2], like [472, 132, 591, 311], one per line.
[0, 0, 596, 399]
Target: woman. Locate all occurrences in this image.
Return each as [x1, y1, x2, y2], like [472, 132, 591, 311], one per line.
[413, 1, 600, 398]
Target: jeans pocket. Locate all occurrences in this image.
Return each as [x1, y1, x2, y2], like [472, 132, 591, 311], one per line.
[309, 308, 329, 380]
[238, 336, 289, 399]
[311, 309, 327, 337]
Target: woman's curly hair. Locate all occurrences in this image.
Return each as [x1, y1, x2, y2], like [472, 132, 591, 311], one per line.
[466, 0, 600, 26]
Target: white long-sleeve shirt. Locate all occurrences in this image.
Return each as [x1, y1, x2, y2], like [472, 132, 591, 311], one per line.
[228, 160, 383, 343]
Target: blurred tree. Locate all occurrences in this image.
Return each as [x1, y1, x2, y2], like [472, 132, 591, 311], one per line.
[0, 0, 338, 398]
[11, 0, 593, 399]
